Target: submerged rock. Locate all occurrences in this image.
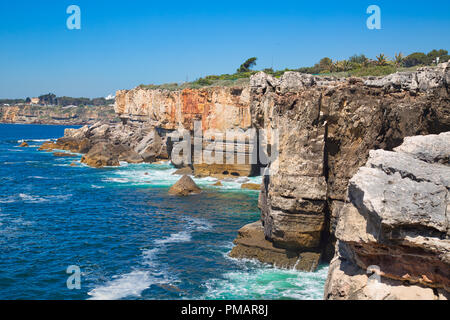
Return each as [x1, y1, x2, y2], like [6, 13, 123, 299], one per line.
[241, 183, 261, 191]
[53, 152, 77, 157]
[38, 141, 59, 151]
[172, 167, 193, 176]
[168, 175, 201, 196]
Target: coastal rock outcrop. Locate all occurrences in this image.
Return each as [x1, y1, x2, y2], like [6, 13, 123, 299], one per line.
[324, 132, 450, 300]
[229, 221, 321, 271]
[80, 142, 120, 168]
[168, 175, 202, 196]
[241, 183, 261, 190]
[0, 105, 116, 125]
[172, 167, 193, 176]
[233, 62, 450, 271]
[45, 61, 450, 280]
[40, 121, 169, 168]
[115, 86, 257, 178]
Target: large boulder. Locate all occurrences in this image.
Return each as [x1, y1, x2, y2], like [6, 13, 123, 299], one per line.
[241, 183, 261, 190]
[80, 142, 120, 168]
[38, 141, 59, 151]
[118, 147, 144, 164]
[229, 221, 321, 271]
[134, 128, 164, 163]
[324, 133, 450, 300]
[168, 175, 201, 196]
[64, 125, 89, 139]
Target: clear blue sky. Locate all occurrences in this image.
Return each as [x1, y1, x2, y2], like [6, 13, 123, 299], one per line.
[1, 0, 449, 98]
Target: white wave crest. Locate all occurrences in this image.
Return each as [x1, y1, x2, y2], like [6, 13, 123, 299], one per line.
[87, 270, 155, 300]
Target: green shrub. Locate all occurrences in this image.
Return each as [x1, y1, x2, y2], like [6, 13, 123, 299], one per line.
[349, 65, 397, 77]
[403, 52, 428, 67]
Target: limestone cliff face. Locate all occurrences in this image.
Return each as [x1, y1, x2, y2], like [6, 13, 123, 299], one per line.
[115, 86, 255, 177]
[0, 105, 117, 125]
[115, 87, 251, 132]
[230, 62, 450, 271]
[49, 62, 449, 284]
[324, 133, 449, 300]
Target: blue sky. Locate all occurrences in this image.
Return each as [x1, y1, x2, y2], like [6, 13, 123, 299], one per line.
[0, 0, 449, 98]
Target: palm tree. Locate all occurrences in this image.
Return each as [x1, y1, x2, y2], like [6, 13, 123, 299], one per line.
[394, 53, 404, 67]
[376, 54, 388, 66]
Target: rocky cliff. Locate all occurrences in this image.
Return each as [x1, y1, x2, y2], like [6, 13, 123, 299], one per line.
[115, 86, 257, 177]
[45, 62, 450, 291]
[324, 132, 449, 300]
[0, 105, 117, 125]
[230, 62, 450, 271]
[43, 86, 258, 177]
[115, 86, 251, 131]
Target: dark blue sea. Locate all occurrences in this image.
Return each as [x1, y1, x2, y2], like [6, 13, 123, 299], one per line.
[0, 124, 327, 300]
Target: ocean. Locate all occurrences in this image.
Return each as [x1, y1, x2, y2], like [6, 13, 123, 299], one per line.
[0, 124, 328, 300]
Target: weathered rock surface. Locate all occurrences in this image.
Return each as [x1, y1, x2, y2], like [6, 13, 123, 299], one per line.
[53, 152, 77, 158]
[40, 121, 169, 168]
[0, 105, 116, 125]
[241, 183, 261, 190]
[168, 175, 201, 196]
[324, 133, 450, 300]
[48, 86, 257, 174]
[229, 221, 320, 271]
[240, 62, 450, 271]
[116, 86, 256, 178]
[115, 87, 251, 131]
[80, 142, 120, 168]
[172, 167, 193, 176]
[38, 141, 59, 151]
[43, 62, 450, 280]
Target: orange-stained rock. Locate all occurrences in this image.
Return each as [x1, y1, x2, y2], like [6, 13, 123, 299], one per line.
[241, 183, 261, 191]
[115, 86, 251, 132]
[53, 152, 77, 157]
[38, 141, 59, 151]
[80, 142, 120, 168]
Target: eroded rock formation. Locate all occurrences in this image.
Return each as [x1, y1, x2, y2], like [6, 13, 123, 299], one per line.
[324, 132, 449, 300]
[0, 105, 116, 125]
[231, 62, 450, 271]
[44, 61, 450, 286]
[115, 86, 255, 178]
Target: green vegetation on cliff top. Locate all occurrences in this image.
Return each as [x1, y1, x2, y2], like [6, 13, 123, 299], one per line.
[139, 49, 449, 90]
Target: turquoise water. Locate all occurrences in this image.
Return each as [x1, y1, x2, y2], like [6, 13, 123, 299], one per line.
[0, 124, 328, 300]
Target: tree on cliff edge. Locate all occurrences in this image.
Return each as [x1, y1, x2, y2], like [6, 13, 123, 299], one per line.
[237, 57, 257, 73]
